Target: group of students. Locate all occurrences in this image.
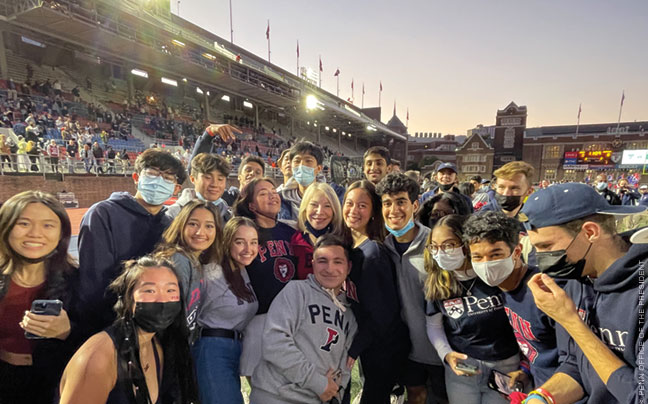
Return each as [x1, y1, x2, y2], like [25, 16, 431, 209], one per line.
[0, 123, 646, 404]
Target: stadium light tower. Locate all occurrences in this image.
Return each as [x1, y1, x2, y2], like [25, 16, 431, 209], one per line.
[305, 95, 324, 111]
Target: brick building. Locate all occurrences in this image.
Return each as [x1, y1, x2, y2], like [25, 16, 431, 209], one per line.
[455, 132, 494, 181]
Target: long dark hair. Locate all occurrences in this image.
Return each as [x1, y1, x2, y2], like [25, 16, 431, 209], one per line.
[109, 256, 199, 404]
[155, 200, 222, 268]
[233, 177, 276, 220]
[343, 180, 386, 242]
[0, 191, 75, 300]
[418, 191, 472, 229]
[221, 217, 257, 302]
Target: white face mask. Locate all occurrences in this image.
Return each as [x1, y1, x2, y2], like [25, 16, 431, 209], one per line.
[471, 254, 515, 287]
[432, 247, 465, 271]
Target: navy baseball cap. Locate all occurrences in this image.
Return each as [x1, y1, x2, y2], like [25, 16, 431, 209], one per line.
[437, 162, 457, 174]
[519, 182, 645, 230]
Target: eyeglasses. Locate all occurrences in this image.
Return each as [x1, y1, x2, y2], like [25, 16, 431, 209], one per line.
[426, 242, 462, 254]
[141, 168, 177, 185]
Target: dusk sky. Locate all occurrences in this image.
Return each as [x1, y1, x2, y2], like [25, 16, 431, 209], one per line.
[174, 1, 647, 135]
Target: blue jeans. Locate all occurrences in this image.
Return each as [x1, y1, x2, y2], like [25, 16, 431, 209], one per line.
[444, 354, 519, 404]
[192, 336, 243, 404]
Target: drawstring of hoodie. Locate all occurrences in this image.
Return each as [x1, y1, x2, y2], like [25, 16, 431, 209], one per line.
[321, 287, 346, 312]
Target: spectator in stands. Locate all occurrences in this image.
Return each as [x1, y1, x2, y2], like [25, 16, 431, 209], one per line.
[26, 140, 40, 172]
[154, 200, 222, 342]
[91, 141, 104, 174]
[639, 184, 648, 206]
[594, 174, 622, 205]
[105, 146, 116, 173]
[7, 78, 18, 101]
[59, 256, 199, 404]
[119, 148, 130, 169]
[279, 141, 345, 222]
[46, 139, 60, 173]
[342, 180, 410, 403]
[0, 134, 11, 170]
[52, 80, 62, 97]
[290, 182, 348, 281]
[222, 155, 266, 206]
[65, 139, 77, 172]
[80, 143, 93, 173]
[250, 234, 357, 404]
[72, 149, 187, 339]
[189, 123, 241, 163]
[275, 148, 292, 193]
[193, 217, 259, 404]
[16, 135, 28, 172]
[420, 163, 469, 206]
[234, 178, 298, 379]
[167, 153, 232, 224]
[376, 173, 447, 404]
[0, 191, 77, 403]
[363, 146, 392, 185]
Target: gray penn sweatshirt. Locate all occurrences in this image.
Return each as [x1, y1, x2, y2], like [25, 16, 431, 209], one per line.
[250, 274, 358, 404]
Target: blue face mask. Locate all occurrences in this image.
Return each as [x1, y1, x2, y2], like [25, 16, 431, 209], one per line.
[138, 175, 176, 206]
[196, 190, 224, 206]
[385, 217, 415, 238]
[293, 165, 316, 187]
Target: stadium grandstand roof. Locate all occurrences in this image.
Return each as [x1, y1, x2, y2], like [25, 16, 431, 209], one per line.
[525, 121, 648, 138]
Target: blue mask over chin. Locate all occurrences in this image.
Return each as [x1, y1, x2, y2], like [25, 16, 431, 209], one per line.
[293, 165, 316, 187]
[196, 190, 224, 206]
[137, 176, 175, 206]
[385, 217, 415, 238]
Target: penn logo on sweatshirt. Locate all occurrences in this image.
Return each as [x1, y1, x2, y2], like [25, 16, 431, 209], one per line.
[308, 304, 352, 337]
[442, 294, 504, 319]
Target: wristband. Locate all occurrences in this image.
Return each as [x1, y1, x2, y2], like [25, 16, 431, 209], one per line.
[522, 393, 548, 404]
[519, 363, 532, 377]
[535, 387, 556, 404]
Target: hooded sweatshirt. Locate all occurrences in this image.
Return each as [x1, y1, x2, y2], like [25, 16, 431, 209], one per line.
[251, 274, 358, 404]
[73, 192, 171, 336]
[165, 187, 232, 225]
[383, 223, 442, 366]
[555, 242, 648, 404]
[278, 176, 346, 222]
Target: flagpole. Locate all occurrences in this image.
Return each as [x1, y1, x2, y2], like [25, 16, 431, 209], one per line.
[361, 83, 364, 108]
[616, 90, 625, 132]
[267, 20, 271, 63]
[229, 0, 233, 43]
[351, 79, 354, 103]
[336, 75, 339, 97]
[575, 103, 581, 136]
[296, 41, 299, 76]
[319, 55, 322, 88]
[379, 84, 382, 108]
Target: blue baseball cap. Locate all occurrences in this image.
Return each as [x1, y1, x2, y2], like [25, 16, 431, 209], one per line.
[437, 162, 457, 174]
[519, 182, 645, 230]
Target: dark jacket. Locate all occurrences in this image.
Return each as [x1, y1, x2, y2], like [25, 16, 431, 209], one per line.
[556, 241, 648, 403]
[597, 188, 622, 205]
[72, 192, 171, 338]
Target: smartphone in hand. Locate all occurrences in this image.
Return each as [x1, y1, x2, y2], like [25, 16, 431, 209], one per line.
[24, 299, 62, 339]
[455, 362, 479, 375]
[487, 369, 524, 396]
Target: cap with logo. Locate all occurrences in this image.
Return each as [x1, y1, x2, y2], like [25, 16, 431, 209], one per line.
[519, 182, 645, 231]
[437, 162, 457, 174]
[640, 184, 648, 190]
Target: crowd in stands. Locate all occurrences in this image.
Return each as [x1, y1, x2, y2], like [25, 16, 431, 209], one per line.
[1, 123, 646, 404]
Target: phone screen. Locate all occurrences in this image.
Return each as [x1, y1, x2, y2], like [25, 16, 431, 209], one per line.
[488, 370, 522, 396]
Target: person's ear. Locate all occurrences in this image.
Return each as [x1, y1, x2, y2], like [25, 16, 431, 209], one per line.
[314, 165, 322, 176]
[189, 175, 196, 185]
[513, 243, 523, 262]
[386, 164, 393, 174]
[132, 172, 139, 184]
[173, 184, 182, 196]
[412, 199, 420, 213]
[347, 260, 352, 275]
[582, 221, 602, 243]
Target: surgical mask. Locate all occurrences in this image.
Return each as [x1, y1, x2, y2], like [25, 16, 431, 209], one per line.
[471, 255, 515, 286]
[137, 175, 176, 206]
[439, 183, 454, 192]
[133, 301, 181, 333]
[536, 231, 592, 280]
[494, 193, 522, 212]
[596, 182, 607, 192]
[293, 165, 316, 187]
[385, 217, 415, 238]
[196, 190, 224, 206]
[433, 247, 465, 271]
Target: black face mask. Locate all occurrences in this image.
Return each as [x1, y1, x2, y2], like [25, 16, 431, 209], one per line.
[13, 248, 57, 264]
[306, 221, 332, 238]
[536, 231, 592, 280]
[133, 301, 181, 333]
[439, 183, 454, 192]
[494, 192, 522, 212]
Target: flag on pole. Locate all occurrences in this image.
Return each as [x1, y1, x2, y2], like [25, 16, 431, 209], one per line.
[351, 79, 354, 91]
[319, 57, 323, 72]
[296, 41, 299, 57]
[621, 90, 625, 107]
[577, 103, 582, 121]
[380, 81, 383, 92]
[393, 101, 396, 116]
[266, 21, 270, 39]
[406, 108, 409, 126]
[616, 90, 625, 131]
[334, 68, 340, 77]
[362, 83, 365, 95]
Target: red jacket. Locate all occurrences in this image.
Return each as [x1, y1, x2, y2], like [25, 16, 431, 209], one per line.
[290, 231, 314, 280]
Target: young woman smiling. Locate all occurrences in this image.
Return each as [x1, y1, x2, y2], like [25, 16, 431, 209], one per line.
[154, 200, 222, 341]
[291, 182, 349, 280]
[342, 180, 410, 404]
[193, 216, 259, 404]
[234, 178, 298, 378]
[0, 191, 77, 404]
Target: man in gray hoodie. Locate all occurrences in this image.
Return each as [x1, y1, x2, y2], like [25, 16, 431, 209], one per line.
[376, 173, 447, 404]
[251, 234, 358, 404]
[166, 152, 231, 225]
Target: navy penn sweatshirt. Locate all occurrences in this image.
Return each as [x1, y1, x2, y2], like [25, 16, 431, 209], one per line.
[72, 192, 171, 337]
[555, 242, 648, 404]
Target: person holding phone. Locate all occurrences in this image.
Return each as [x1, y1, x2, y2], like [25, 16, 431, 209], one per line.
[59, 256, 199, 404]
[423, 214, 519, 404]
[0, 191, 77, 404]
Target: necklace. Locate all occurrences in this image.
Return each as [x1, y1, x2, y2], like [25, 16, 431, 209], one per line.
[458, 278, 477, 296]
